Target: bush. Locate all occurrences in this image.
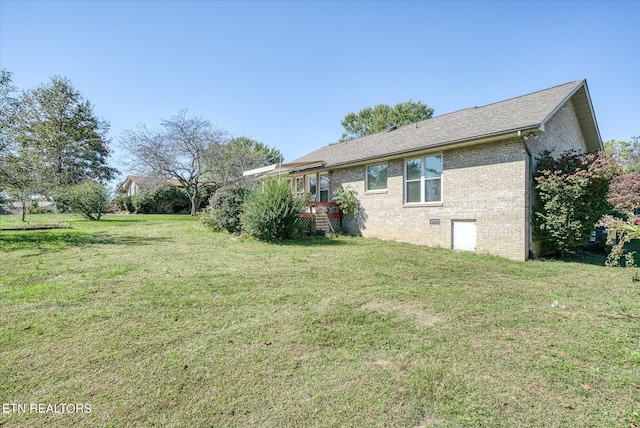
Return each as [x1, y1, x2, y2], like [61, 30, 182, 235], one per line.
[598, 215, 640, 267]
[202, 186, 248, 233]
[533, 150, 617, 255]
[241, 177, 308, 241]
[131, 182, 190, 214]
[115, 195, 134, 213]
[56, 180, 111, 221]
[332, 185, 359, 215]
[198, 210, 216, 231]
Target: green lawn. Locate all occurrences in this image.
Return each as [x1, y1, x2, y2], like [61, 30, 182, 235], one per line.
[1, 214, 638, 427]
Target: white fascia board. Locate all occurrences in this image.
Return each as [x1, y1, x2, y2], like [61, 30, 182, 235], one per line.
[243, 164, 279, 177]
[243, 161, 325, 177]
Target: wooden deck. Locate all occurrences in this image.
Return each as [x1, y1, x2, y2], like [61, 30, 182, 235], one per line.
[300, 202, 342, 219]
[300, 202, 342, 233]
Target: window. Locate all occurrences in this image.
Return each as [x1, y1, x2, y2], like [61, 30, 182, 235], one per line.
[424, 155, 442, 202]
[319, 174, 330, 202]
[294, 177, 305, 198]
[405, 154, 442, 203]
[307, 175, 317, 201]
[366, 163, 388, 191]
[406, 159, 421, 202]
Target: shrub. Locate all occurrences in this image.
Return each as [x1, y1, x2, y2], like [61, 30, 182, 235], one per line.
[533, 150, 617, 255]
[203, 186, 248, 233]
[598, 215, 640, 267]
[241, 177, 308, 241]
[115, 195, 134, 213]
[131, 182, 190, 214]
[198, 210, 216, 231]
[56, 180, 111, 221]
[332, 185, 359, 215]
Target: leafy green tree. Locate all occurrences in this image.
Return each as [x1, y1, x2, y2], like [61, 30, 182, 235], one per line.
[241, 177, 308, 241]
[604, 136, 640, 173]
[11, 76, 117, 192]
[533, 150, 618, 255]
[121, 110, 227, 216]
[56, 180, 111, 221]
[115, 195, 135, 213]
[209, 136, 283, 187]
[1, 153, 41, 222]
[0, 69, 18, 158]
[339, 100, 434, 142]
[0, 70, 20, 198]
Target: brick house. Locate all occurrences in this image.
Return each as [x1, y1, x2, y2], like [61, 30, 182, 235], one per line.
[245, 80, 602, 260]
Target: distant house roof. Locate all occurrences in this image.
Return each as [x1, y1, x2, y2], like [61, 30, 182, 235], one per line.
[117, 175, 182, 193]
[291, 80, 601, 169]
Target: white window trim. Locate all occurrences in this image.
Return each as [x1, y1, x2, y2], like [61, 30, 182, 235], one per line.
[404, 153, 443, 205]
[306, 174, 318, 202]
[319, 173, 330, 202]
[294, 176, 305, 198]
[365, 162, 389, 194]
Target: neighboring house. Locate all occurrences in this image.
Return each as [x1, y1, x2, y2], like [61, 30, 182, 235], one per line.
[116, 175, 182, 196]
[115, 175, 190, 214]
[245, 80, 602, 261]
[0, 191, 54, 213]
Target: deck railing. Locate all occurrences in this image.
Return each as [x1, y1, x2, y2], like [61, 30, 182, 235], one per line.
[300, 202, 342, 218]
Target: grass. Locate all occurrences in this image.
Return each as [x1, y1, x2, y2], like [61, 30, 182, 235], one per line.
[0, 214, 639, 427]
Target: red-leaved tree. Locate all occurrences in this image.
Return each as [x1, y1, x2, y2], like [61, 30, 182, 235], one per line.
[608, 172, 640, 214]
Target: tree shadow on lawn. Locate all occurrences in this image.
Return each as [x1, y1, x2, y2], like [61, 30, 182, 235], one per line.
[558, 250, 608, 266]
[0, 229, 173, 253]
[96, 217, 191, 226]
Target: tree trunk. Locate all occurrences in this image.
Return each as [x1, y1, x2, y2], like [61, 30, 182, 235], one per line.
[190, 194, 198, 216]
[20, 198, 27, 222]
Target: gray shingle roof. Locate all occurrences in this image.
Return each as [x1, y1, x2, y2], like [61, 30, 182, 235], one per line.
[292, 80, 601, 168]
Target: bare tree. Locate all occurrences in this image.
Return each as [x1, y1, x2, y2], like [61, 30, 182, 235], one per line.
[120, 110, 228, 216]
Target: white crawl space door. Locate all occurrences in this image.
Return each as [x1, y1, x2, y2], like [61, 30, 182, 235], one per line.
[452, 220, 477, 252]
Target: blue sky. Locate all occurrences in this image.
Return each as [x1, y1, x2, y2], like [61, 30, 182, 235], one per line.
[1, 0, 638, 183]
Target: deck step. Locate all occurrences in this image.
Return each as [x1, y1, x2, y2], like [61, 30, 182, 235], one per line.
[314, 214, 333, 233]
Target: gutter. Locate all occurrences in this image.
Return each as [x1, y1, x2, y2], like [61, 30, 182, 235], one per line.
[314, 126, 542, 171]
[518, 130, 534, 260]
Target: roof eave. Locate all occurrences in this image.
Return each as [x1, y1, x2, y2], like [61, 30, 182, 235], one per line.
[116, 176, 133, 193]
[575, 80, 603, 151]
[243, 161, 325, 177]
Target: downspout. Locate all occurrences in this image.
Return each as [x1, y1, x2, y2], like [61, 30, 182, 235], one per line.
[518, 130, 534, 260]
